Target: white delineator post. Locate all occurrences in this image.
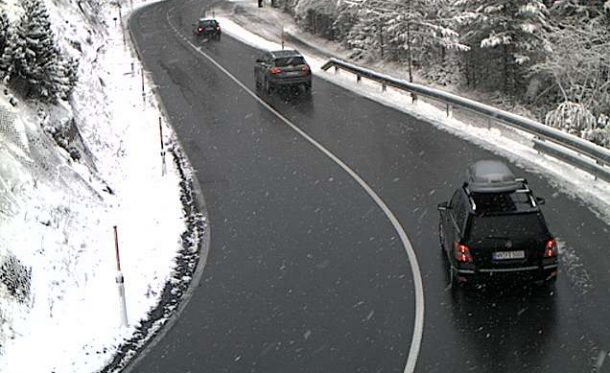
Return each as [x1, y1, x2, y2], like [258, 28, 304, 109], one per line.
[114, 226, 129, 327]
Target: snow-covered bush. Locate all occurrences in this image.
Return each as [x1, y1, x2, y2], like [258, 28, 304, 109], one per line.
[0, 253, 32, 304]
[583, 114, 610, 148]
[545, 101, 610, 148]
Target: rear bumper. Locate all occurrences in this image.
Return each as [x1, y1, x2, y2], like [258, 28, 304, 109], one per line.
[194, 31, 221, 37]
[268, 76, 311, 86]
[456, 263, 558, 283]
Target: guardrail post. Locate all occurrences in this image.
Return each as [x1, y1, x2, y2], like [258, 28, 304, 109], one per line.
[357, 75, 361, 83]
[411, 93, 418, 105]
[446, 104, 453, 118]
[595, 159, 602, 180]
[334, 66, 339, 74]
[382, 83, 387, 92]
[488, 118, 492, 130]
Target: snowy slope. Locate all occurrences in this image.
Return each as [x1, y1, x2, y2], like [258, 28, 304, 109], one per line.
[0, 0, 193, 372]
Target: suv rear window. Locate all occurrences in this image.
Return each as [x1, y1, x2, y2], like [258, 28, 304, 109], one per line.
[472, 192, 532, 213]
[469, 212, 547, 238]
[274, 57, 306, 67]
[200, 20, 217, 27]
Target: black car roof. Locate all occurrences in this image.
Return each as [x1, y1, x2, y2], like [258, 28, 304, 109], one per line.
[269, 50, 302, 58]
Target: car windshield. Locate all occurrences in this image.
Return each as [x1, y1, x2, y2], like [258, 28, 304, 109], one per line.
[469, 212, 547, 238]
[200, 21, 216, 27]
[274, 56, 306, 67]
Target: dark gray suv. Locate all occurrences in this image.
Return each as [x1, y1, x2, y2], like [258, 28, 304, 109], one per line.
[254, 50, 312, 94]
[437, 160, 558, 287]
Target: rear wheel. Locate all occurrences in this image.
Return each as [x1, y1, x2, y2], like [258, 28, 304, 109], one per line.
[304, 81, 312, 93]
[438, 222, 445, 251]
[448, 262, 457, 288]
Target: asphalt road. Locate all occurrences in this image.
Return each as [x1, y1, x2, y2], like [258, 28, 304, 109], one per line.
[128, 1, 610, 372]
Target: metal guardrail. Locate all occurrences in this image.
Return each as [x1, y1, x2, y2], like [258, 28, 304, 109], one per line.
[321, 58, 610, 182]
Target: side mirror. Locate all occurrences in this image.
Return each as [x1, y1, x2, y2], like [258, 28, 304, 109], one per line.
[437, 201, 449, 211]
[536, 197, 546, 205]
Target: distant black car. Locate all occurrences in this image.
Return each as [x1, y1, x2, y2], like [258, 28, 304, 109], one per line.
[192, 19, 221, 40]
[254, 50, 312, 94]
[437, 160, 558, 286]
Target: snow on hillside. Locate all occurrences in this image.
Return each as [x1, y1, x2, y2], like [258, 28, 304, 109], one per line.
[0, 0, 191, 372]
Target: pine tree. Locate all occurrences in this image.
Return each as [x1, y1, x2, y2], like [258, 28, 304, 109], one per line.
[456, 0, 551, 100]
[343, 0, 388, 60]
[384, 0, 468, 82]
[334, 0, 362, 41]
[2, 0, 67, 102]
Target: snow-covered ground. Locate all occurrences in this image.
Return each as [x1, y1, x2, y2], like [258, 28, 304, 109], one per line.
[0, 0, 196, 372]
[215, 0, 610, 223]
[0, 0, 607, 372]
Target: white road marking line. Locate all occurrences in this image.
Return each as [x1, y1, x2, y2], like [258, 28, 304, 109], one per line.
[165, 8, 425, 373]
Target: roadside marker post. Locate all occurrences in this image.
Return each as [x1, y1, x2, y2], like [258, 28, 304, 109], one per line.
[159, 116, 167, 176]
[141, 68, 146, 106]
[113, 226, 129, 328]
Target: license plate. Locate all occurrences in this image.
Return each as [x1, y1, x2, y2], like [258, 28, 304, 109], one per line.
[286, 71, 302, 77]
[493, 251, 525, 260]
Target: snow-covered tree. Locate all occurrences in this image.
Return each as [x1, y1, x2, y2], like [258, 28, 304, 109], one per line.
[342, 0, 388, 59]
[334, 0, 363, 43]
[532, 0, 609, 137]
[456, 0, 552, 100]
[0, 10, 10, 59]
[294, 0, 340, 39]
[384, 0, 468, 82]
[1, 0, 69, 102]
[344, 0, 468, 81]
[63, 55, 79, 98]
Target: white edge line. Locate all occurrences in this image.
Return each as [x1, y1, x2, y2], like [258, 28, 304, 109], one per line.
[166, 8, 425, 373]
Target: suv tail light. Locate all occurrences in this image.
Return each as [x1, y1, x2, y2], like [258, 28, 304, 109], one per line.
[302, 65, 311, 72]
[454, 243, 473, 262]
[198, 27, 204, 32]
[269, 67, 283, 74]
[544, 238, 557, 258]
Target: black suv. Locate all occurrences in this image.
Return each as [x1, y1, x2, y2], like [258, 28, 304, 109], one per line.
[254, 50, 312, 93]
[437, 160, 558, 286]
[192, 19, 221, 41]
